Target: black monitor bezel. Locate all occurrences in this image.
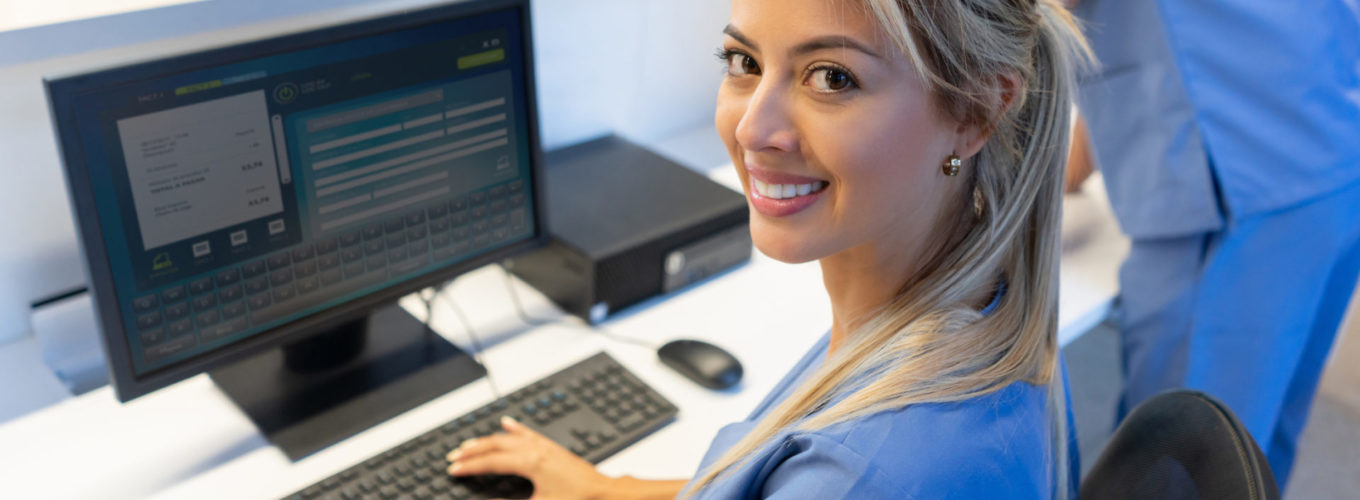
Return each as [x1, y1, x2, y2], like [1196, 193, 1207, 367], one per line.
[45, 0, 547, 402]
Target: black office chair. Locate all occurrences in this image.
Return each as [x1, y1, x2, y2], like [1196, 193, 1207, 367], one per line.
[1080, 389, 1280, 500]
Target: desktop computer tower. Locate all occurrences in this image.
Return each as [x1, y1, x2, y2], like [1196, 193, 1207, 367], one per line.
[506, 136, 751, 324]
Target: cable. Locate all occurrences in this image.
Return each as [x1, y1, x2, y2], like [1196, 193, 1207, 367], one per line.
[497, 263, 660, 349]
[423, 280, 502, 400]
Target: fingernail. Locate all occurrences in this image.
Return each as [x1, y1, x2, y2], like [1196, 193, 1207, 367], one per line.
[447, 463, 463, 475]
[461, 438, 478, 448]
[501, 416, 518, 427]
[447, 449, 463, 462]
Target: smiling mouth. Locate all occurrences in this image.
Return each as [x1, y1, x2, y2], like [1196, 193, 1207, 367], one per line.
[749, 178, 829, 200]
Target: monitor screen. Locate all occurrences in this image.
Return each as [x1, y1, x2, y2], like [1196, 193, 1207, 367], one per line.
[50, 3, 540, 381]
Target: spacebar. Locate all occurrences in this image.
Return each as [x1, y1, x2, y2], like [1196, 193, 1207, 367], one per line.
[247, 271, 388, 326]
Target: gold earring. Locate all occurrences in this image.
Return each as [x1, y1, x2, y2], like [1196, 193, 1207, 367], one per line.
[942, 154, 961, 176]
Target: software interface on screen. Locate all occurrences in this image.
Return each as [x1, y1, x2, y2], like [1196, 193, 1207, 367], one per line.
[68, 8, 536, 374]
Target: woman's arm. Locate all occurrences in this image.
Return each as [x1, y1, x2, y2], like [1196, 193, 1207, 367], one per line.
[446, 416, 688, 500]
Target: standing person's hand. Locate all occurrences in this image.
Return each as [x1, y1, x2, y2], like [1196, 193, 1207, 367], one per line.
[1065, 113, 1095, 193]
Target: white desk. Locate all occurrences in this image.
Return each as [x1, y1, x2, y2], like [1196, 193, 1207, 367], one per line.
[0, 166, 1127, 500]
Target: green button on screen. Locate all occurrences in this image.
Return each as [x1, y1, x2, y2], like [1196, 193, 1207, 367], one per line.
[457, 48, 505, 70]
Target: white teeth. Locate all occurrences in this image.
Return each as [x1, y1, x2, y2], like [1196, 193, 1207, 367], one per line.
[752, 179, 827, 199]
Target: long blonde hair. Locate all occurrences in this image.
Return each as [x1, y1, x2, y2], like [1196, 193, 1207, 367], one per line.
[689, 0, 1089, 494]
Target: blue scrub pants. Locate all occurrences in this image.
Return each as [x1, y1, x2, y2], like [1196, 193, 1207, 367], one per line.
[1115, 177, 1360, 488]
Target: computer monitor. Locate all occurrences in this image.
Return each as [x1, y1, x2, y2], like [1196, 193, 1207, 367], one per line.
[45, 0, 545, 459]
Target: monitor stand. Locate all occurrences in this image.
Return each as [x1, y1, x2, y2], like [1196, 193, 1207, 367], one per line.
[210, 303, 485, 461]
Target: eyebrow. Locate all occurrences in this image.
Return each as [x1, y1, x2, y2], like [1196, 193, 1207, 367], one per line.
[722, 25, 883, 60]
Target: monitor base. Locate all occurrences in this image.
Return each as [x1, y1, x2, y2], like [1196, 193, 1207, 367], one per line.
[210, 303, 484, 461]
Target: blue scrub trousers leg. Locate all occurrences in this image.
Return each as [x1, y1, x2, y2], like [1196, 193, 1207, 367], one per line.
[1182, 179, 1360, 488]
[1114, 235, 1205, 423]
[1264, 230, 1360, 481]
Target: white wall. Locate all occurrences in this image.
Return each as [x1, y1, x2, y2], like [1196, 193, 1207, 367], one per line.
[0, 0, 730, 343]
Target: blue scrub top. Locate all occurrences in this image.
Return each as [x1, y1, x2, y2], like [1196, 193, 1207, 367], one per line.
[683, 331, 1080, 499]
[1074, 0, 1360, 238]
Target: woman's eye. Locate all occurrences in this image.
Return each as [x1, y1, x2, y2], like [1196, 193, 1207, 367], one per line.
[806, 66, 856, 92]
[726, 52, 760, 77]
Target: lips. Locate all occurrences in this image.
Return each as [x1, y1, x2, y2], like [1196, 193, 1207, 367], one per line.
[745, 166, 829, 218]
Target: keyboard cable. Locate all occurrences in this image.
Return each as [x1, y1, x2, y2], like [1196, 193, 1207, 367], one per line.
[421, 280, 503, 400]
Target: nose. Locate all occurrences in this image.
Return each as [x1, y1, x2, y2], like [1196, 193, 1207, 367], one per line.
[734, 80, 798, 154]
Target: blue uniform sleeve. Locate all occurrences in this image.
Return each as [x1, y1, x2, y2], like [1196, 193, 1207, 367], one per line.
[759, 433, 1046, 499]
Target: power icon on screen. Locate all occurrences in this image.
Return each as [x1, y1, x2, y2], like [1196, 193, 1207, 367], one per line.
[273, 82, 299, 104]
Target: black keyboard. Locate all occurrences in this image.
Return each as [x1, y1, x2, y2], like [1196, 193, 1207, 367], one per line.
[283, 352, 678, 500]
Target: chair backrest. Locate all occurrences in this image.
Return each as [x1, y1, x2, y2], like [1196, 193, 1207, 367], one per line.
[1080, 389, 1280, 500]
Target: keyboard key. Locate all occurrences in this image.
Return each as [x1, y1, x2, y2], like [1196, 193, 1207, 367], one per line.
[267, 252, 292, 270]
[222, 301, 247, 319]
[405, 211, 426, 226]
[340, 231, 362, 247]
[406, 226, 427, 240]
[429, 218, 450, 233]
[450, 197, 469, 211]
[321, 269, 343, 286]
[241, 260, 267, 278]
[509, 193, 526, 206]
[490, 200, 509, 214]
[490, 185, 507, 199]
[272, 285, 296, 303]
[244, 276, 269, 295]
[161, 285, 187, 304]
[296, 260, 318, 278]
[165, 301, 190, 321]
[471, 206, 489, 219]
[470, 192, 487, 205]
[362, 224, 384, 240]
[247, 293, 271, 311]
[364, 240, 385, 256]
[218, 284, 243, 303]
[192, 293, 217, 311]
[318, 253, 341, 270]
[168, 318, 194, 337]
[508, 179, 524, 192]
[132, 294, 158, 313]
[342, 247, 365, 263]
[269, 268, 294, 287]
[139, 327, 165, 345]
[196, 310, 221, 328]
[316, 238, 340, 254]
[215, 268, 240, 287]
[344, 261, 366, 278]
[291, 244, 315, 262]
[366, 255, 387, 271]
[297, 276, 319, 295]
[451, 210, 470, 226]
[388, 247, 408, 263]
[427, 204, 448, 219]
[188, 277, 214, 296]
[386, 233, 406, 248]
[384, 217, 405, 234]
[430, 233, 452, 249]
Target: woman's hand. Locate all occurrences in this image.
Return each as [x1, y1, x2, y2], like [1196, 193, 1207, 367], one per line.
[446, 416, 610, 500]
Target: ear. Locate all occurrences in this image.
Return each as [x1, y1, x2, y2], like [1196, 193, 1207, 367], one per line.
[953, 70, 1023, 159]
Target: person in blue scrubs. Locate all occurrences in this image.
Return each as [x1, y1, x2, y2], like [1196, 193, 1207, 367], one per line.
[1064, 0, 1360, 487]
[443, 0, 1089, 498]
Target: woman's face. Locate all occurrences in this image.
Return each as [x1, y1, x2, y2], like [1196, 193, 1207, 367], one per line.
[717, 0, 967, 265]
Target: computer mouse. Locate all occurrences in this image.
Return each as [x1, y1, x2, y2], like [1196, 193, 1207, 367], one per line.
[657, 339, 743, 390]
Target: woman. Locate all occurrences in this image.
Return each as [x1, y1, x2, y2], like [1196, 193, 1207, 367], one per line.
[446, 0, 1089, 497]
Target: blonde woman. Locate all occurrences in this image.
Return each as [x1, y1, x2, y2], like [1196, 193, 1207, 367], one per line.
[445, 0, 1089, 497]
